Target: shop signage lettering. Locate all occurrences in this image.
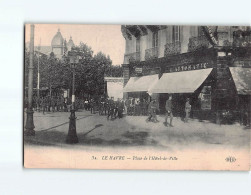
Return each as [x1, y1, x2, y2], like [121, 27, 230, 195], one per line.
[168, 62, 209, 72]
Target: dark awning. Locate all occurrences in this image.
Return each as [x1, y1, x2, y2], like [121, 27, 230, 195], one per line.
[230, 67, 251, 95]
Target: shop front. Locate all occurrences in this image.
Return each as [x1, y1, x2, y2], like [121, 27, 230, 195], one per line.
[123, 74, 159, 101]
[148, 68, 215, 119]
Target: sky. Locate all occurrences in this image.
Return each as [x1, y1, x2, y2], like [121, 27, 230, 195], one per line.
[25, 24, 125, 65]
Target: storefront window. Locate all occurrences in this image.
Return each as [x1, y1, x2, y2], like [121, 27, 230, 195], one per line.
[199, 86, 211, 110]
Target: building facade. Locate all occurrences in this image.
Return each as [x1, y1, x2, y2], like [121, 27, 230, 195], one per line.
[122, 25, 251, 123]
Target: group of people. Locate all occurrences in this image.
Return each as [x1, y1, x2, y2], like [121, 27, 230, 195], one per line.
[32, 95, 69, 114]
[27, 93, 193, 127]
[124, 98, 149, 116]
[147, 95, 191, 127]
[83, 97, 124, 120]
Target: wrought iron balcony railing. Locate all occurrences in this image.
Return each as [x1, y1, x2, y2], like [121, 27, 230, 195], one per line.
[188, 35, 210, 52]
[164, 41, 181, 56]
[145, 47, 158, 60]
[124, 52, 140, 63]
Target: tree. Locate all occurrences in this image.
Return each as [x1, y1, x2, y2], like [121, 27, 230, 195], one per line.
[24, 42, 123, 99]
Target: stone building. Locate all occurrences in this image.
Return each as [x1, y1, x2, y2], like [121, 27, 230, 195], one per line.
[26, 29, 75, 59]
[122, 25, 251, 123]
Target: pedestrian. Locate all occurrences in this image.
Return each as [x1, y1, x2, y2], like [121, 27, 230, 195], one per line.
[51, 96, 55, 112]
[90, 98, 94, 114]
[41, 97, 45, 114]
[64, 98, 67, 112]
[124, 98, 129, 115]
[147, 99, 158, 122]
[132, 98, 136, 116]
[164, 95, 174, 127]
[99, 96, 105, 115]
[119, 99, 125, 118]
[184, 98, 191, 123]
[104, 97, 109, 115]
[107, 97, 115, 120]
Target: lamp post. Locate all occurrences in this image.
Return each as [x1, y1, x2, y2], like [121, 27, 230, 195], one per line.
[66, 51, 80, 144]
[37, 53, 40, 112]
[24, 24, 35, 136]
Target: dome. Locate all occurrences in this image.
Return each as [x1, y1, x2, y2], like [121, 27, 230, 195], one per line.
[67, 36, 75, 50]
[51, 29, 64, 47]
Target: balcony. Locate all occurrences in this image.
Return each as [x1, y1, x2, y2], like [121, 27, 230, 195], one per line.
[124, 52, 140, 64]
[164, 41, 181, 56]
[188, 35, 210, 52]
[145, 47, 158, 60]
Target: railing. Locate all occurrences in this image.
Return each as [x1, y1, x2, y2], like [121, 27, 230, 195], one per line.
[124, 52, 140, 63]
[188, 36, 210, 52]
[164, 41, 181, 56]
[145, 47, 158, 60]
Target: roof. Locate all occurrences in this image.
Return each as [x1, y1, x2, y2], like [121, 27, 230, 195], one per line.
[149, 68, 213, 94]
[35, 46, 52, 56]
[230, 67, 251, 95]
[51, 29, 64, 46]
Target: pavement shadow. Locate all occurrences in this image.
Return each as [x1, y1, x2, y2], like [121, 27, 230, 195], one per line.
[24, 125, 157, 147]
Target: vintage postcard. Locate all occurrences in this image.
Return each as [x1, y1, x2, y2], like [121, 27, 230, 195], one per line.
[24, 24, 251, 170]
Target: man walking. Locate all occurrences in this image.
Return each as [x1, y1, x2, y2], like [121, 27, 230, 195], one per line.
[107, 97, 115, 120]
[165, 95, 173, 127]
[147, 99, 158, 122]
[184, 98, 191, 123]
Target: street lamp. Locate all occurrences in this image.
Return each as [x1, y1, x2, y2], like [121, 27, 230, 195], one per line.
[24, 24, 35, 136]
[66, 51, 81, 144]
[37, 52, 41, 112]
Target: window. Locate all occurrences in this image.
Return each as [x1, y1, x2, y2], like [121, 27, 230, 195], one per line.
[136, 37, 140, 52]
[199, 86, 211, 110]
[198, 26, 204, 36]
[152, 31, 158, 47]
[172, 26, 180, 43]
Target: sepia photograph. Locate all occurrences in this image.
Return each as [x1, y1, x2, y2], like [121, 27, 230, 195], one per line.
[23, 24, 251, 170]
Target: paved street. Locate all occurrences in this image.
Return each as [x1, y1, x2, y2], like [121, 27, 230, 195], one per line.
[24, 110, 250, 150]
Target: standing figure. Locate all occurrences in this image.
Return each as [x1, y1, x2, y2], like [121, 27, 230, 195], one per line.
[41, 97, 45, 114]
[184, 98, 191, 123]
[104, 98, 109, 115]
[165, 95, 174, 127]
[107, 97, 115, 120]
[147, 99, 158, 122]
[90, 98, 94, 114]
[118, 99, 124, 118]
[124, 98, 129, 115]
[99, 96, 105, 115]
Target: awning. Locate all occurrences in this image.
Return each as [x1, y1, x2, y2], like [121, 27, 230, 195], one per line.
[230, 67, 251, 95]
[123, 74, 159, 92]
[149, 68, 213, 94]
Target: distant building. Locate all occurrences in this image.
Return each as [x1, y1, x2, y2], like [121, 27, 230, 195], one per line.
[26, 29, 75, 59]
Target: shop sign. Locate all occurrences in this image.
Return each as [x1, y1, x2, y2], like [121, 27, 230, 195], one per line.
[135, 67, 143, 74]
[169, 62, 209, 73]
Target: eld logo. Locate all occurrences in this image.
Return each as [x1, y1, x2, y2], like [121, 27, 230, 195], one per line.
[225, 156, 236, 163]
